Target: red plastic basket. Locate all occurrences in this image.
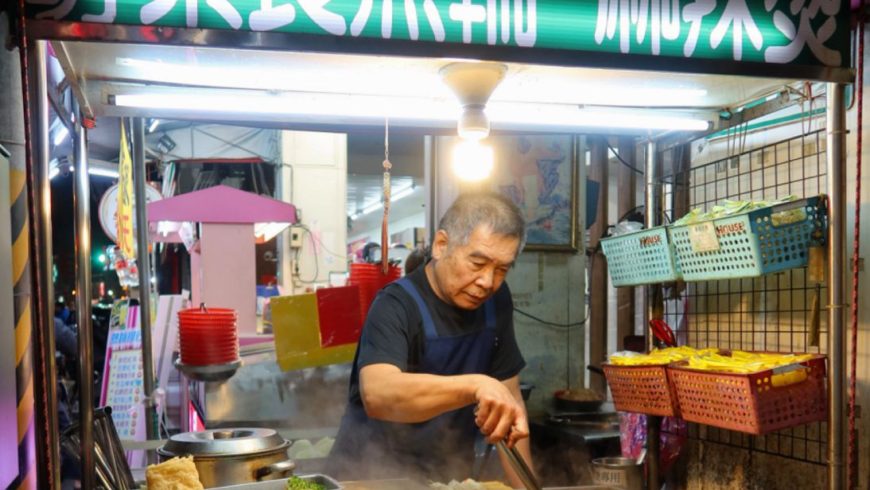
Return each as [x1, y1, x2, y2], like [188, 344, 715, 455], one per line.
[668, 354, 827, 435]
[602, 363, 680, 417]
[348, 263, 402, 321]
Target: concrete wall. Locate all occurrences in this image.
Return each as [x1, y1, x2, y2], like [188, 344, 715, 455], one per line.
[432, 135, 587, 415]
[279, 131, 348, 294]
[681, 440, 826, 490]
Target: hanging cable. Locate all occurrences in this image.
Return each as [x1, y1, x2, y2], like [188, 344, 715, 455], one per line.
[848, 12, 864, 490]
[606, 142, 644, 175]
[514, 308, 586, 329]
[293, 228, 320, 284]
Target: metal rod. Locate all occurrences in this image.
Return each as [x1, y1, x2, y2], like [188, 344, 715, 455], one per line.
[826, 82, 846, 490]
[588, 137, 608, 395]
[132, 117, 159, 462]
[644, 138, 660, 348]
[423, 135, 435, 241]
[496, 441, 541, 490]
[644, 138, 661, 490]
[616, 136, 636, 351]
[72, 96, 95, 490]
[28, 39, 62, 489]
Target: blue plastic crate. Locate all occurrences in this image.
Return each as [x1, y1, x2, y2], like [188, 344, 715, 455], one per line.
[600, 226, 680, 286]
[669, 196, 826, 282]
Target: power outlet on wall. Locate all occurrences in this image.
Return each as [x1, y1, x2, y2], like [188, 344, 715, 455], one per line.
[289, 226, 304, 249]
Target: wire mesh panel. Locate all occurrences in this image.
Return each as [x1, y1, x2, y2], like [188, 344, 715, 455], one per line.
[660, 130, 828, 465]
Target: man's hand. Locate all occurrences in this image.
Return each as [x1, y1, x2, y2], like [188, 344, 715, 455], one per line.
[473, 376, 529, 447]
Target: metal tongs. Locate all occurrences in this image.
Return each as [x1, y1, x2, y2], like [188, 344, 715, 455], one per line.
[495, 440, 541, 490]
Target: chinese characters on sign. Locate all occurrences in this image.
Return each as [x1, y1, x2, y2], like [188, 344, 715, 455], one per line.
[593, 0, 842, 65]
[117, 119, 135, 259]
[27, 0, 847, 68]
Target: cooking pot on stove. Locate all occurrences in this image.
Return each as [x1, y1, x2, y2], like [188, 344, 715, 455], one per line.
[157, 428, 294, 487]
[553, 388, 605, 412]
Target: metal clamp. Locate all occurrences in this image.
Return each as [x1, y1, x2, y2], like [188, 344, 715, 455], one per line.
[826, 304, 850, 310]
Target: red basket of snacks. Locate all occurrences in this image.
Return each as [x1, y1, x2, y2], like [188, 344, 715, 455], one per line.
[668, 353, 827, 435]
[603, 364, 680, 417]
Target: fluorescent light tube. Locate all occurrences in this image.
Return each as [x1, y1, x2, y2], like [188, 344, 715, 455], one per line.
[65, 166, 120, 178]
[115, 57, 706, 107]
[88, 168, 120, 178]
[113, 92, 709, 132]
[352, 185, 416, 220]
[53, 125, 69, 146]
[114, 93, 457, 124]
[148, 119, 160, 132]
[360, 201, 383, 215]
[391, 186, 416, 201]
[486, 103, 710, 132]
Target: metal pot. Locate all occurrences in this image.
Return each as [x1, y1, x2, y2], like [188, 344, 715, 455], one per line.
[553, 389, 605, 412]
[157, 428, 295, 487]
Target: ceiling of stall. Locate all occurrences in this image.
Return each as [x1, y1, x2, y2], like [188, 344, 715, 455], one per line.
[60, 41, 793, 122]
[53, 40, 799, 226]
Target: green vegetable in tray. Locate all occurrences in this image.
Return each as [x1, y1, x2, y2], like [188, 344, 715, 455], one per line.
[286, 476, 326, 490]
[671, 195, 799, 226]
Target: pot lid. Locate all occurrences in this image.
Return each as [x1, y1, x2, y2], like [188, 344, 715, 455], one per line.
[159, 428, 288, 457]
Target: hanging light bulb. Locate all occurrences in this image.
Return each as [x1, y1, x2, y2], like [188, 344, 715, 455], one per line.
[441, 62, 506, 181]
[452, 140, 494, 182]
[440, 62, 507, 140]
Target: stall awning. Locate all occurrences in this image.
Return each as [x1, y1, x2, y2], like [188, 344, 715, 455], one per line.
[27, 1, 853, 83]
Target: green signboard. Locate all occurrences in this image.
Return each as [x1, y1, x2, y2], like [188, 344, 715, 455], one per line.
[26, 0, 849, 69]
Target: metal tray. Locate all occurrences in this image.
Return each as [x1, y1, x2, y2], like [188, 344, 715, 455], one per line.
[211, 474, 342, 489]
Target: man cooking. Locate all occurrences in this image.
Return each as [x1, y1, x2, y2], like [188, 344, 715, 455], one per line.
[329, 192, 533, 487]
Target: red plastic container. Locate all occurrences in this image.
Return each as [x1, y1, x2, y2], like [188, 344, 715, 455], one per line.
[602, 363, 680, 417]
[668, 354, 827, 435]
[348, 264, 401, 321]
[177, 306, 240, 366]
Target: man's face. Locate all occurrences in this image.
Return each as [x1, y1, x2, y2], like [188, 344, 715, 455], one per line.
[428, 225, 519, 310]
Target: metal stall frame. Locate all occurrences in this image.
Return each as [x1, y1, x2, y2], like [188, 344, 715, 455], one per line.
[826, 82, 847, 490]
[13, 3, 855, 489]
[654, 90, 848, 489]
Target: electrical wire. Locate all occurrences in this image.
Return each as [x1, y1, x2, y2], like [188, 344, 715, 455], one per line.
[514, 307, 586, 328]
[296, 224, 347, 259]
[292, 228, 320, 284]
[607, 142, 644, 175]
[618, 205, 645, 224]
[848, 13, 864, 490]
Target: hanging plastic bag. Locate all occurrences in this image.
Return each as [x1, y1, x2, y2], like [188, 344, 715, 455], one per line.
[619, 412, 687, 473]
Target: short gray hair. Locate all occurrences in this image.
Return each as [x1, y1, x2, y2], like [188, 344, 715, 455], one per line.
[438, 192, 526, 253]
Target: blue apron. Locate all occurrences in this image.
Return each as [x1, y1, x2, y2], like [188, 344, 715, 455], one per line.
[329, 277, 497, 482]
